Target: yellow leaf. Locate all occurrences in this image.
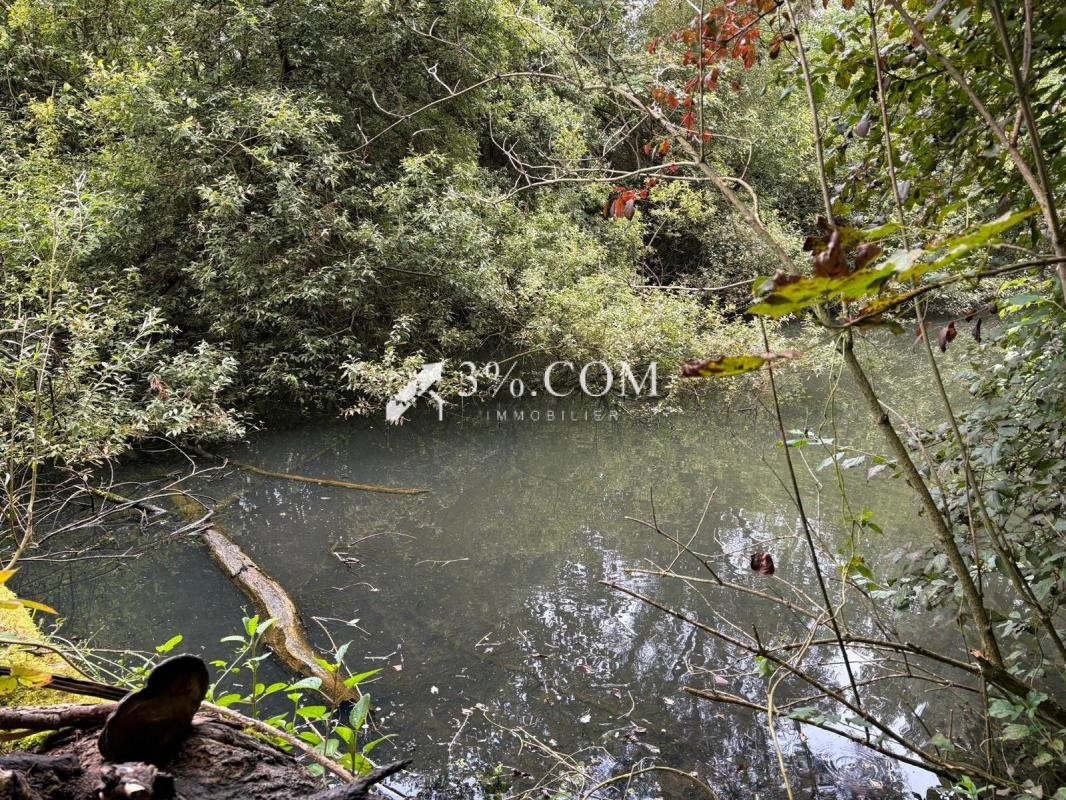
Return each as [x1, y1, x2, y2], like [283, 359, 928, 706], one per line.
[9, 664, 52, 687]
[17, 599, 58, 615]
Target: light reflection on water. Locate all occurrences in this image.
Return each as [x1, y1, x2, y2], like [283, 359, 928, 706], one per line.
[34, 342, 977, 798]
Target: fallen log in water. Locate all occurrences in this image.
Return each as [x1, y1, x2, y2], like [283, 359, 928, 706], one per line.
[200, 525, 357, 703]
[189, 446, 428, 495]
[169, 493, 356, 704]
[0, 704, 409, 800]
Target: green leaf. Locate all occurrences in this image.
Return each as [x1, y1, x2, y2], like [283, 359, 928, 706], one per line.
[754, 656, 775, 678]
[1001, 722, 1031, 741]
[930, 733, 954, 751]
[156, 634, 184, 654]
[987, 698, 1017, 719]
[345, 668, 382, 688]
[683, 355, 767, 376]
[334, 725, 354, 746]
[1033, 751, 1053, 768]
[749, 253, 911, 318]
[296, 705, 328, 719]
[349, 693, 371, 730]
[362, 734, 394, 755]
[898, 208, 1039, 282]
[681, 351, 800, 378]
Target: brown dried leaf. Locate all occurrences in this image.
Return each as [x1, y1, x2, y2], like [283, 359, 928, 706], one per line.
[937, 321, 957, 352]
[750, 553, 775, 576]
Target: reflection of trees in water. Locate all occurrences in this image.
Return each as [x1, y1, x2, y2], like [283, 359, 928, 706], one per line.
[492, 535, 916, 800]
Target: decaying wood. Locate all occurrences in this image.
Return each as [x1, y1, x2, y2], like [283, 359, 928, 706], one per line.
[0, 708, 409, 800]
[169, 494, 356, 704]
[199, 526, 356, 704]
[189, 446, 428, 495]
[0, 704, 114, 733]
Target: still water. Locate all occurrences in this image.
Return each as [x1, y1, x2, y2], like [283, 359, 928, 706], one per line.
[31, 340, 977, 798]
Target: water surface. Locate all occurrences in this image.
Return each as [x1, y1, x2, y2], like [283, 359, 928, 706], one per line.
[31, 339, 978, 798]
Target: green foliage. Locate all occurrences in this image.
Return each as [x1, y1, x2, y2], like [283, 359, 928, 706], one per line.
[0, 163, 242, 483]
[0, 0, 823, 430]
[806, 1, 1066, 231]
[208, 615, 386, 777]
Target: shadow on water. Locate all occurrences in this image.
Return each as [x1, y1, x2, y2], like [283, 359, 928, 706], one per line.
[28, 338, 980, 799]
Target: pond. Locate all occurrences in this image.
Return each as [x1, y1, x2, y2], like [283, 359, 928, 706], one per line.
[27, 337, 977, 799]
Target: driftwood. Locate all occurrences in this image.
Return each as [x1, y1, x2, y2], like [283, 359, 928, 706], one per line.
[167, 442, 428, 701]
[169, 494, 357, 704]
[189, 446, 428, 495]
[220, 459, 428, 495]
[0, 705, 408, 800]
[200, 525, 356, 703]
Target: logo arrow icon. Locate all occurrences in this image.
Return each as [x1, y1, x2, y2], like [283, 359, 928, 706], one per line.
[386, 362, 445, 423]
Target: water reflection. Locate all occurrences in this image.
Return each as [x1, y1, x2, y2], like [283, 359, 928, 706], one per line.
[29, 344, 979, 798]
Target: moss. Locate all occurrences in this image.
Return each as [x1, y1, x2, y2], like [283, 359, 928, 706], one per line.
[0, 585, 82, 733]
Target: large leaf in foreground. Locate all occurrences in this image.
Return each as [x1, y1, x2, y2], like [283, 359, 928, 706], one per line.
[747, 209, 1037, 318]
[681, 350, 800, 378]
[748, 250, 916, 318]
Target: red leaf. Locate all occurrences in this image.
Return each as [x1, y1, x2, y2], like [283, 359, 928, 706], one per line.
[750, 553, 775, 576]
[623, 197, 635, 220]
[937, 321, 957, 352]
[647, 37, 659, 55]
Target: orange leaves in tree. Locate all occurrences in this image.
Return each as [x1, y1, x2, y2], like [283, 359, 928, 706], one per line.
[603, 187, 649, 221]
[647, 2, 779, 144]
